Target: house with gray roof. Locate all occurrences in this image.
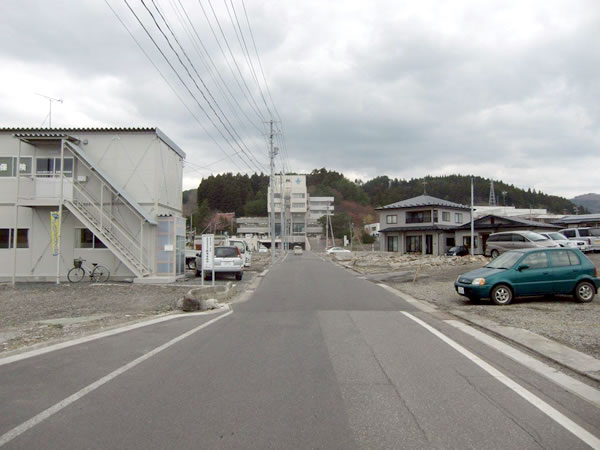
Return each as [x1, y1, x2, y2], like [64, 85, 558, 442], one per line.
[377, 195, 560, 256]
[377, 195, 471, 255]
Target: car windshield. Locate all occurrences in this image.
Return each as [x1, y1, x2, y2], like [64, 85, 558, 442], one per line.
[485, 251, 522, 269]
[521, 231, 548, 242]
[547, 232, 565, 241]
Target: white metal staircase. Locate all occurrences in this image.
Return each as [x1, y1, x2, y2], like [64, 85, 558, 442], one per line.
[63, 141, 153, 278]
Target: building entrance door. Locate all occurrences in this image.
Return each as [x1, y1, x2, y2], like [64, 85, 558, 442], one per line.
[425, 234, 433, 255]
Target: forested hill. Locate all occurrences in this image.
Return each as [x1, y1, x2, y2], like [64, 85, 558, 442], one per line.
[362, 174, 583, 214]
[183, 170, 584, 222]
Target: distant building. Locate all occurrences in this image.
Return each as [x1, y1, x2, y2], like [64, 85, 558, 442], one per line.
[0, 127, 186, 282]
[378, 195, 559, 256]
[553, 214, 600, 228]
[237, 174, 334, 248]
[364, 222, 380, 238]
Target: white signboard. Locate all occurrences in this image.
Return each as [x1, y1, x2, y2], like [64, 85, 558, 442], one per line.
[202, 234, 215, 270]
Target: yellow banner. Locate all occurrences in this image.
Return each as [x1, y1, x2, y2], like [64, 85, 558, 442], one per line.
[50, 211, 60, 256]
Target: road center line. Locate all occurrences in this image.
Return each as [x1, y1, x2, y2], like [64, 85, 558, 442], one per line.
[0, 308, 233, 448]
[401, 311, 600, 449]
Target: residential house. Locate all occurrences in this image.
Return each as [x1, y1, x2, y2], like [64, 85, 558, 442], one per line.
[378, 195, 471, 255]
[0, 127, 186, 283]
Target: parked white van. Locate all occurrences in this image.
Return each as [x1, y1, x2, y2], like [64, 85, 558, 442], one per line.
[228, 239, 251, 267]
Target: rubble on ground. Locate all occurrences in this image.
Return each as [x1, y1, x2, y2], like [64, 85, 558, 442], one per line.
[332, 251, 489, 273]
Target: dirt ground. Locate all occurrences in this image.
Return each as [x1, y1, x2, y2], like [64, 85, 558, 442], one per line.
[338, 251, 600, 360]
[0, 253, 270, 355]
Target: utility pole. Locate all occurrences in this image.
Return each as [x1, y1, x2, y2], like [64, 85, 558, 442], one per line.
[280, 168, 284, 256]
[36, 93, 62, 128]
[269, 120, 278, 265]
[325, 199, 330, 249]
[470, 176, 475, 256]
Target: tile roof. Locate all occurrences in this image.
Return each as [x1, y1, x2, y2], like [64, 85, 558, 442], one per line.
[376, 195, 470, 210]
[456, 214, 560, 229]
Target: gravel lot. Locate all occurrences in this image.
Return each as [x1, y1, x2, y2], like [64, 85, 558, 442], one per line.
[335, 251, 600, 360]
[0, 253, 270, 355]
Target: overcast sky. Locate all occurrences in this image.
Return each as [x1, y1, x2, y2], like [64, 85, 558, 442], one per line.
[1, 0, 599, 198]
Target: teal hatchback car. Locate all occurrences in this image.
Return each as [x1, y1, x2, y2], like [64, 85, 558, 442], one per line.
[454, 248, 600, 305]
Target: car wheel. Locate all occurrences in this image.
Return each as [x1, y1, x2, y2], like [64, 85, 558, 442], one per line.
[574, 281, 595, 303]
[235, 272, 243, 281]
[490, 249, 499, 258]
[491, 284, 513, 305]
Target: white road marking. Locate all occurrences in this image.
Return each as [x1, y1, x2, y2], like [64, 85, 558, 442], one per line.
[0, 308, 233, 447]
[446, 319, 600, 409]
[0, 306, 230, 367]
[402, 312, 600, 449]
[377, 283, 437, 313]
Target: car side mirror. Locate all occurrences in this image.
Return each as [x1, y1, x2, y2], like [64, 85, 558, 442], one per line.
[517, 264, 529, 271]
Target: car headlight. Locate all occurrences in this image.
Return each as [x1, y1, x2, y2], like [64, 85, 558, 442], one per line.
[472, 278, 485, 286]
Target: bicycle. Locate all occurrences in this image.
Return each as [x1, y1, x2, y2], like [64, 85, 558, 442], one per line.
[67, 258, 110, 283]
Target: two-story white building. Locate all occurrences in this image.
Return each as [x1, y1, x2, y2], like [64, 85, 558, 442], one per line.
[0, 127, 186, 283]
[378, 195, 471, 255]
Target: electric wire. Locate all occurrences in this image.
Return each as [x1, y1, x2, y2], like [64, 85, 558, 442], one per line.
[147, 0, 268, 173]
[105, 0, 243, 172]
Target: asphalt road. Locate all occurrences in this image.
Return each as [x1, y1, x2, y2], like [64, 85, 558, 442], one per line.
[1, 252, 599, 449]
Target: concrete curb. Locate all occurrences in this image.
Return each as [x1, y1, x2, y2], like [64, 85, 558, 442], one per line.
[449, 309, 600, 383]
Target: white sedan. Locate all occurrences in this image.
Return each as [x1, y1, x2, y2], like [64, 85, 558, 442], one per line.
[326, 247, 351, 254]
[540, 232, 590, 252]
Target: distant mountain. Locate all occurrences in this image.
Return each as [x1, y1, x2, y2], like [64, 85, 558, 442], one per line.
[570, 193, 600, 213]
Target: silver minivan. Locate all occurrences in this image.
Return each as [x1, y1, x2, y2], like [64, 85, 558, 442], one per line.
[485, 231, 559, 258]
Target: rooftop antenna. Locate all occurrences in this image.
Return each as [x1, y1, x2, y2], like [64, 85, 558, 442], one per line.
[36, 93, 62, 128]
[488, 179, 496, 206]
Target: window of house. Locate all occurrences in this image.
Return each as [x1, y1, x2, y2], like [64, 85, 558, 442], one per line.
[463, 235, 478, 249]
[293, 223, 304, 233]
[433, 210, 438, 223]
[387, 235, 398, 252]
[36, 157, 73, 177]
[406, 235, 422, 253]
[406, 210, 432, 224]
[455, 213, 463, 224]
[0, 228, 29, 248]
[386, 215, 397, 224]
[0, 157, 14, 177]
[446, 237, 455, 247]
[442, 211, 450, 222]
[76, 229, 107, 249]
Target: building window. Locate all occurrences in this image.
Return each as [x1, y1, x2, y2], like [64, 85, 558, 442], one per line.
[76, 229, 107, 249]
[442, 211, 450, 222]
[463, 235, 478, 249]
[386, 215, 397, 224]
[433, 210, 438, 223]
[0, 228, 29, 249]
[36, 157, 73, 177]
[387, 235, 398, 252]
[446, 237, 455, 247]
[0, 157, 32, 177]
[292, 202, 305, 208]
[406, 235, 422, 253]
[455, 213, 463, 224]
[293, 223, 304, 233]
[406, 210, 432, 224]
[292, 193, 305, 199]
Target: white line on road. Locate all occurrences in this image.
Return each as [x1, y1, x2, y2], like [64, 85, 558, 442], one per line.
[0, 307, 229, 367]
[445, 319, 600, 409]
[0, 308, 233, 447]
[401, 312, 600, 450]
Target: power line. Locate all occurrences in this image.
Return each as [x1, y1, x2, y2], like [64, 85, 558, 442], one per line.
[124, 0, 256, 172]
[146, 0, 268, 173]
[105, 0, 243, 172]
